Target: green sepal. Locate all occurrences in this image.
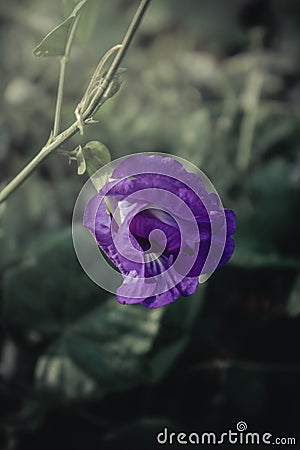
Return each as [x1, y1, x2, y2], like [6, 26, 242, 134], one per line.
[81, 141, 111, 177]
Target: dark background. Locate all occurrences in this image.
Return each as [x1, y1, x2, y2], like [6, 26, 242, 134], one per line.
[1, 0, 300, 448]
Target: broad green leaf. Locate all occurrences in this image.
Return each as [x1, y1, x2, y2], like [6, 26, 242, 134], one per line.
[35, 299, 163, 400]
[33, 0, 87, 57]
[4, 223, 204, 401]
[34, 290, 203, 401]
[35, 353, 97, 401]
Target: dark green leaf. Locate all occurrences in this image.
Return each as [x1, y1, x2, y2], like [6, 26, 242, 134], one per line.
[34, 290, 203, 401]
[35, 299, 164, 400]
[3, 222, 204, 401]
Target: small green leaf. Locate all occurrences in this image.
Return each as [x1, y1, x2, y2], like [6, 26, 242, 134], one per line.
[81, 141, 111, 177]
[33, 0, 87, 57]
[33, 16, 74, 57]
[75, 145, 86, 175]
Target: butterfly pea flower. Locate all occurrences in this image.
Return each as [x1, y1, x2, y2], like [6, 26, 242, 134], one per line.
[84, 154, 236, 308]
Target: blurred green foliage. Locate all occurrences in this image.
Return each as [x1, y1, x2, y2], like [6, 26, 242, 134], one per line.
[1, 0, 300, 449]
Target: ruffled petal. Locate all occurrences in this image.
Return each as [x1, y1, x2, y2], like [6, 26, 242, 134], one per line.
[225, 209, 236, 236]
[141, 286, 181, 308]
[187, 208, 236, 276]
[111, 155, 210, 206]
[105, 174, 210, 219]
[84, 193, 145, 277]
[217, 236, 235, 268]
[116, 270, 157, 305]
[177, 276, 199, 297]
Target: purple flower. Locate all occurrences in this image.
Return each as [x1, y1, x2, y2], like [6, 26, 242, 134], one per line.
[84, 154, 236, 308]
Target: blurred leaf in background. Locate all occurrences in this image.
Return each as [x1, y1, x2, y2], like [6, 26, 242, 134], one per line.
[1, 0, 300, 449]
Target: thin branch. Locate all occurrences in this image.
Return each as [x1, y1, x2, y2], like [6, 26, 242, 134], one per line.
[0, 122, 79, 204]
[82, 0, 152, 120]
[0, 0, 152, 204]
[53, 58, 67, 137]
[103, 0, 151, 96]
[53, 10, 82, 137]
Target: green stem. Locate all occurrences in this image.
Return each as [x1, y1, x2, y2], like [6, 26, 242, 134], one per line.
[0, 0, 152, 204]
[105, 0, 151, 88]
[53, 12, 81, 137]
[0, 122, 78, 204]
[84, 0, 152, 119]
[53, 58, 67, 137]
